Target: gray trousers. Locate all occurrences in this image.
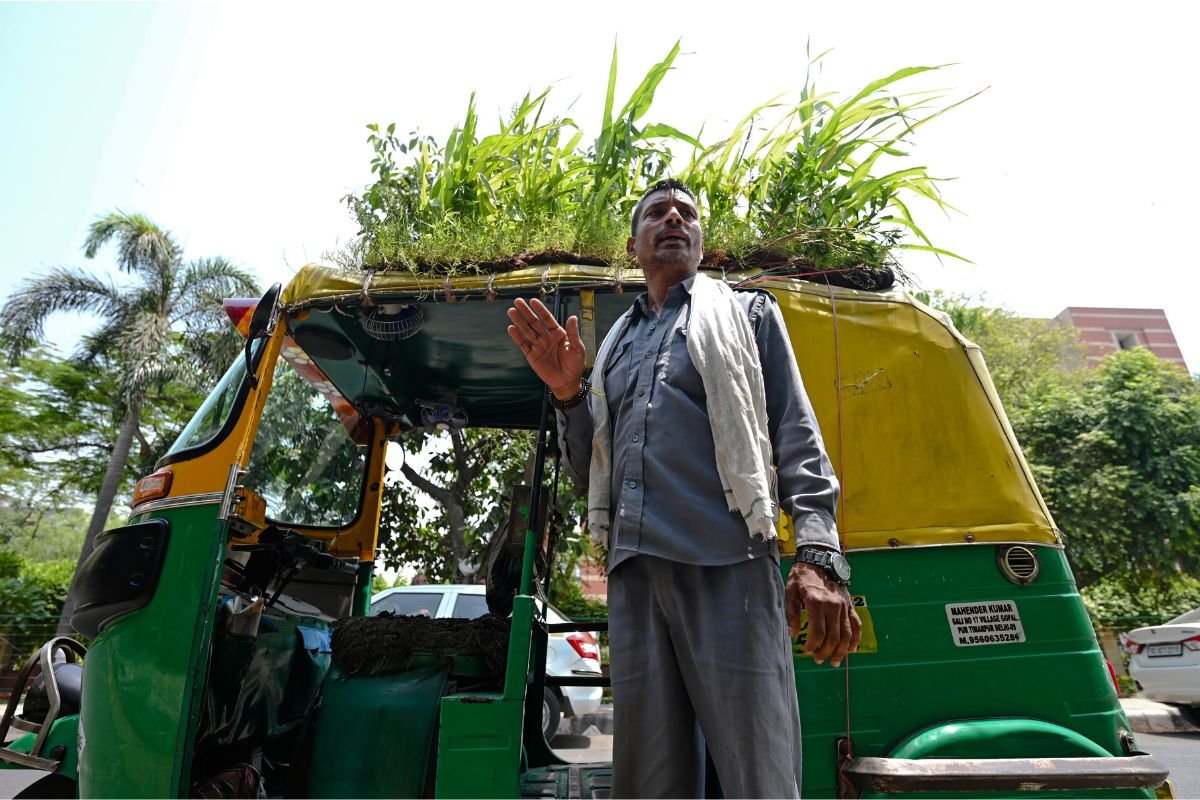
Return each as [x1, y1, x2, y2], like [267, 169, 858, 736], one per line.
[608, 555, 803, 799]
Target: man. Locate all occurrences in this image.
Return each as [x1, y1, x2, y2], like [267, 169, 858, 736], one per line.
[506, 179, 860, 798]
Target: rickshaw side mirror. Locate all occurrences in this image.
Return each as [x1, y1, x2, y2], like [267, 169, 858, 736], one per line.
[248, 283, 282, 340]
[245, 283, 282, 387]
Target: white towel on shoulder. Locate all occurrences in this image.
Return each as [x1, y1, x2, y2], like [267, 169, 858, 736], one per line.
[587, 273, 778, 546]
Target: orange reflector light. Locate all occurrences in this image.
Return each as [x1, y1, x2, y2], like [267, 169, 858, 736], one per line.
[132, 470, 173, 507]
[222, 298, 259, 339]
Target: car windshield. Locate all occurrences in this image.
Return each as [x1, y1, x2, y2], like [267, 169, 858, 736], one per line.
[372, 592, 443, 617]
[1167, 607, 1200, 625]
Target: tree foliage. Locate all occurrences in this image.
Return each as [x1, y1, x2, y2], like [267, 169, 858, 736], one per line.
[0, 347, 206, 647]
[0, 348, 201, 522]
[377, 428, 592, 587]
[1013, 349, 1200, 590]
[341, 43, 974, 277]
[0, 212, 257, 534]
[0, 552, 74, 663]
[378, 429, 536, 583]
[0, 211, 257, 632]
[0, 350, 121, 509]
[1082, 573, 1200, 628]
[920, 292, 1086, 410]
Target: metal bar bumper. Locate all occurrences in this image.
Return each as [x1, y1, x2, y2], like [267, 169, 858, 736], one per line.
[0, 748, 59, 771]
[844, 754, 1169, 793]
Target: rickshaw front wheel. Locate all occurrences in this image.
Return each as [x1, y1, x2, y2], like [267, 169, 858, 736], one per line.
[14, 773, 75, 800]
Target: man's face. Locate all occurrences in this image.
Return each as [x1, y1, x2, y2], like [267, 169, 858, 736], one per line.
[627, 188, 704, 271]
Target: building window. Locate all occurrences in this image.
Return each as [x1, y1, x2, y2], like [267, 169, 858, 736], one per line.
[1114, 331, 1141, 350]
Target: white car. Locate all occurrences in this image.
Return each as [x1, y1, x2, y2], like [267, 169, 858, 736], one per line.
[370, 584, 604, 741]
[1125, 607, 1200, 722]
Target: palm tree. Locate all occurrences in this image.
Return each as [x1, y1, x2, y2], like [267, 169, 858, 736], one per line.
[0, 211, 258, 631]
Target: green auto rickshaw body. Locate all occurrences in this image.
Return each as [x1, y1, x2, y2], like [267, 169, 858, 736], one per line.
[0, 264, 1166, 798]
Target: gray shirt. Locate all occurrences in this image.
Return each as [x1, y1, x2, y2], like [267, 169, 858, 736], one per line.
[557, 275, 840, 572]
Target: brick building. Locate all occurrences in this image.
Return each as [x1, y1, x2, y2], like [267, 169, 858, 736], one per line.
[1055, 307, 1189, 371]
[577, 558, 608, 601]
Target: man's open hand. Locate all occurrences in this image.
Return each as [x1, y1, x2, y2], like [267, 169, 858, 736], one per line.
[785, 561, 861, 667]
[506, 297, 586, 399]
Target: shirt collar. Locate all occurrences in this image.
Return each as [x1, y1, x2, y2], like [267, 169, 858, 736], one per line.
[632, 273, 698, 318]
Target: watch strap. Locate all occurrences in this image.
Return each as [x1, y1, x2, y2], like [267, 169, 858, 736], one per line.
[793, 547, 850, 583]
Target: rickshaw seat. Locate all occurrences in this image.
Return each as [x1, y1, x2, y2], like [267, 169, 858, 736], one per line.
[51, 663, 82, 708]
[20, 663, 83, 723]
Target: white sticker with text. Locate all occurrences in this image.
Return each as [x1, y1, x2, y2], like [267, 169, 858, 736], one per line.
[946, 600, 1026, 647]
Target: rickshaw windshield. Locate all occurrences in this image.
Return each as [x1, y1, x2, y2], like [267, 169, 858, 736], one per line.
[163, 341, 263, 460]
[242, 361, 368, 528]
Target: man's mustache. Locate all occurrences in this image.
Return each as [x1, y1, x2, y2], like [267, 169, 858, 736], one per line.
[656, 229, 691, 244]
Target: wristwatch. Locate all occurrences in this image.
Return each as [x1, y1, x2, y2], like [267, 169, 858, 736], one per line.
[793, 547, 852, 584]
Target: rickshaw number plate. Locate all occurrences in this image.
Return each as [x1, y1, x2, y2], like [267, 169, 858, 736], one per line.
[945, 600, 1026, 647]
[1147, 643, 1183, 657]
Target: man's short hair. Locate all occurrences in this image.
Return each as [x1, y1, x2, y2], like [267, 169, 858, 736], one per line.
[631, 178, 697, 236]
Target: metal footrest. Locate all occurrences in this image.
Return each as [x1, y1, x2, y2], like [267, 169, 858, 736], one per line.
[843, 754, 1169, 793]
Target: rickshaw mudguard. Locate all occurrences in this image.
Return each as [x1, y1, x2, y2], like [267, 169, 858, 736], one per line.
[846, 718, 1165, 798]
[0, 714, 79, 781]
[888, 718, 1112, 760]
[845, 719, 1165, 798]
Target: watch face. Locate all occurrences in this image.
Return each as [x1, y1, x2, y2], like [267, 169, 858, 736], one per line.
[831, 553, 852, 582]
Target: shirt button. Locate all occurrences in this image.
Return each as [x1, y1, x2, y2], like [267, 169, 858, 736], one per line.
[632, 435, 640, 442]
[650, 325, 656, 332]
[645, 352, 652, 359]
[637, 389, 645, 397]
[626, 480, 638, 489]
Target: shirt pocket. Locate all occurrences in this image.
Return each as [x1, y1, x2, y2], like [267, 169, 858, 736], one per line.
[601, 338, 633, 391]
[662, 326, 705, 397]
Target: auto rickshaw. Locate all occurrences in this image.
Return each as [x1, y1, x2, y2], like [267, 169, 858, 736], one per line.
[0, 263, 1171, 798]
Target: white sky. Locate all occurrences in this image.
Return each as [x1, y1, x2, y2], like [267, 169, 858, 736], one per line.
[2, 1, 1197, 370]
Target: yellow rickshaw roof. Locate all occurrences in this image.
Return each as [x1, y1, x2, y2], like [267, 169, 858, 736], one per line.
[277, 264, 1058, 550]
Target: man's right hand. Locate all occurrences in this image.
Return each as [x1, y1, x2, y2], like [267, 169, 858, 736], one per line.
[785, 561, 861, 668]
[506, 297, 586, 399]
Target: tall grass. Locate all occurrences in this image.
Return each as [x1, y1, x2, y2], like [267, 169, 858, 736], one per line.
[340, 42, 976, 279]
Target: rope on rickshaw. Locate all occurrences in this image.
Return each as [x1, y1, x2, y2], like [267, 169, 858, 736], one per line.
[733, 268, 859, 776]
[824, 276, 856, 782]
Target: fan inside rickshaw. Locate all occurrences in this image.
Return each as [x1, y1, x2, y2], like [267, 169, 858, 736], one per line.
[359, 303, 423, 341]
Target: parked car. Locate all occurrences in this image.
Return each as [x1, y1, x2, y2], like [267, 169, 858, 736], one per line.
[371, 584, 603, 741]
[1125, 607, 1200, 721]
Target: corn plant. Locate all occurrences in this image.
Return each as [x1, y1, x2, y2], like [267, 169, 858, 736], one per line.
[341, 42, 975, 277]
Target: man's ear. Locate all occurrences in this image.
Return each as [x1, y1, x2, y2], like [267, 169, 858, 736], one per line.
[626, 236, 637, 259]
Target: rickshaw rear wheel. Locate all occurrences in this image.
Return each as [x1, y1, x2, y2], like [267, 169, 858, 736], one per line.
[14, 774, 75, 799]
[1175, 703, 1200, 727]
[542, 686, 562, 743]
